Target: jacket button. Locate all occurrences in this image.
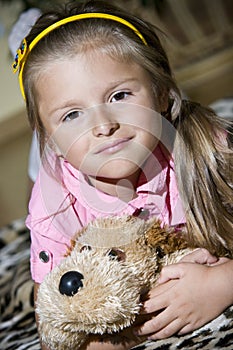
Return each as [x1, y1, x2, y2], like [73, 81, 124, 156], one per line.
[133, 208, 150, 219]
[39, 251, 50, 263]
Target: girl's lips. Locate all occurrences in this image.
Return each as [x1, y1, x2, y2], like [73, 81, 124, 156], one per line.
[94, 137, 133, 154]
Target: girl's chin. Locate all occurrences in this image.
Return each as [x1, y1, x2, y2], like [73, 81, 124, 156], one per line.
[89, 167, 140, 181]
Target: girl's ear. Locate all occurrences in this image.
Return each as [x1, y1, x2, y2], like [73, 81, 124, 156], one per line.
[159, 89, 169, 114]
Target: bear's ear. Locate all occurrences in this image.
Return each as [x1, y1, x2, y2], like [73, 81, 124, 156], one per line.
[64, 239, 76, 257]
[145, 220, 188, 255]
[65, 225, 89, 257]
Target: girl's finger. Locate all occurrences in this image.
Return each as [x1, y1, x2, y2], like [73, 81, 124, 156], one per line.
[178, 323, 195, 335]
[157, 264, 186, 284]
[142, 284, 173, 313]
[147, 318, 183, 340]
[136, 307, 176, 336]
[180, 248, 218, 265]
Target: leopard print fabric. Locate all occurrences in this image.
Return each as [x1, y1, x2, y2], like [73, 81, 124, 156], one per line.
[0, 219, 38, 350]
[0, 219, 232, 350]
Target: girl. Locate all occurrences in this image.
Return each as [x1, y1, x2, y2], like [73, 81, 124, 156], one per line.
[13, 1, 233, 349]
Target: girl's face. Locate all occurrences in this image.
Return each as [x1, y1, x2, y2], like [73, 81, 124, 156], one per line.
[36, 50, 163, 190]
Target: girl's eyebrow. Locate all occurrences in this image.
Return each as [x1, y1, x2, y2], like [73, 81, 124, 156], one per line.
[48, 100, 79, 116]
[108, 77, 139, 88]
[104, 77, 140, 95]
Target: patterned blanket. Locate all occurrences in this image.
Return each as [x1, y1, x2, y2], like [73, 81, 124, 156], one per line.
[0, 219, 233, 350]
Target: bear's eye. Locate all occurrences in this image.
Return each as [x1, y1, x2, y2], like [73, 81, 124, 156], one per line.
[80, 245, 92, 252]
[107, 249, 126, 262]
[155, 246, 165, 258]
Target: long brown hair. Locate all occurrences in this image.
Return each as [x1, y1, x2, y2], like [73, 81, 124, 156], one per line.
[174, 101, 232, 256]
[21, 0, 233, 255]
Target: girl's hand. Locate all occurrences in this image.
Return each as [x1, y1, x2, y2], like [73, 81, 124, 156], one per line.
[178, 248, 218, 265]
[135, 252, 233, 340]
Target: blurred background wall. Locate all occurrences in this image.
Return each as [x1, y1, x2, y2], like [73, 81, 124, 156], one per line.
[0, 0, 232, 226]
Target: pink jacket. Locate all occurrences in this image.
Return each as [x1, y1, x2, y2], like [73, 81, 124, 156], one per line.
[26, 146, 185, 283]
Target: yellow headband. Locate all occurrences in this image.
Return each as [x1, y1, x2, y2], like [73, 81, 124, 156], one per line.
[12, 13, 147, 100]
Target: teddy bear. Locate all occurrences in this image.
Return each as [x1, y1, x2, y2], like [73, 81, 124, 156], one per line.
[36, 215, 192, 349]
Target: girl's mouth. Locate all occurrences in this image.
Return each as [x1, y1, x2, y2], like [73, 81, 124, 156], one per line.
[94, 137, 133, 154]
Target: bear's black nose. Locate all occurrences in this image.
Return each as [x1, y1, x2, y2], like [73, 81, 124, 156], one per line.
[59, 271, 84, 296]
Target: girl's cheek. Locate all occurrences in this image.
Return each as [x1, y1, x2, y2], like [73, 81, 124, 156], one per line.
[50, 127, 80, 156]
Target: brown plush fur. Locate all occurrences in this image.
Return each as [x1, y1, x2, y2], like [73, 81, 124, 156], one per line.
[36, 216, 191, 349]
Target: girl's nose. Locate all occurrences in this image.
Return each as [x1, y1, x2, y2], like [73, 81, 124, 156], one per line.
[91, 105, 120, 137]
[93, 122, 120, 137]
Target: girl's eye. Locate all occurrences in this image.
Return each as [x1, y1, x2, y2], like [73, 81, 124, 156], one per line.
[63, 110, 82, 122]
[110, 91, 131, 103]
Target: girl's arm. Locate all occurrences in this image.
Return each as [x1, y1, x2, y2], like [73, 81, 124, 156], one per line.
[135, 252, 233, 339]
[34, 283, 141, 350]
